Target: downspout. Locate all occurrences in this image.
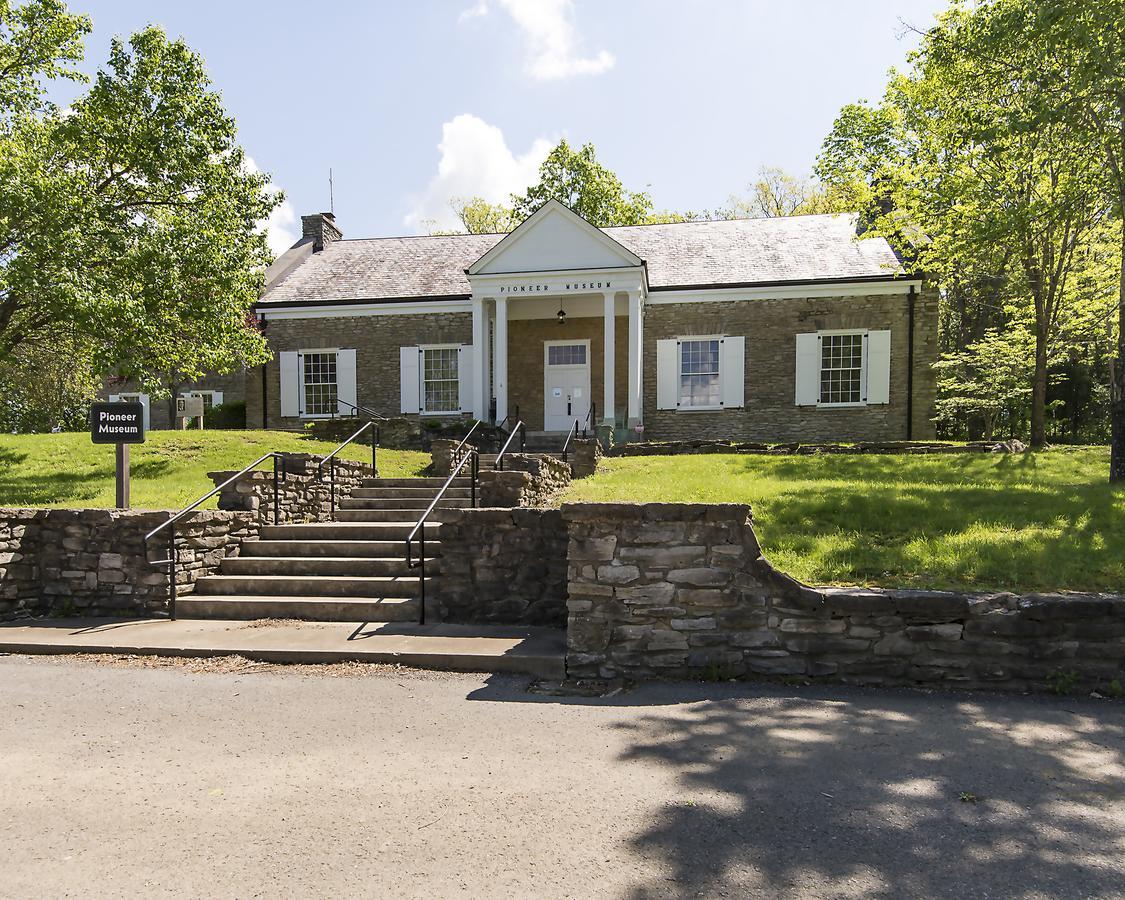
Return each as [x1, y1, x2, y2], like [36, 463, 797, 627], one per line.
[906, 285, 916, 441]
[259, 314, 269, 430]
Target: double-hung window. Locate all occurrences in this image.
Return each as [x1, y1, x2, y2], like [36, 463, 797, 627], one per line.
[302, 351, 338, 416]
[679, 338, 721, 408]
[819, 333, 865, 405]
[422, 346, 460, 413]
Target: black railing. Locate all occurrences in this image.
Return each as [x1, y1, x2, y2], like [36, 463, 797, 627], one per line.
[496, 406, 520, 434]
[332, 399, 389, 421]
[494, 421, 526, 470]
[561, 418, 580, 463]
[406, 448, 479, 625]
[144, 452, 290, 620]
[451, 419, 481, 467]
[318, 420, 379, 514]
[583, 401, 597, 438]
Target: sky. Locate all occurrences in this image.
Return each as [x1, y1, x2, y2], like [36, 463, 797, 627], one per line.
[55, 0, 949, 253]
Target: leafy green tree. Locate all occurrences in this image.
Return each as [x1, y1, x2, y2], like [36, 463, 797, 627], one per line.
[510, 139, 656, 227]
[726, 166, 849, 219]
[0, 2, 277, 393]
[0, 331, 97, 432]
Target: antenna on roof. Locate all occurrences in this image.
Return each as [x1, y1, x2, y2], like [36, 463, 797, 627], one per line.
[329, 168, 334, 215]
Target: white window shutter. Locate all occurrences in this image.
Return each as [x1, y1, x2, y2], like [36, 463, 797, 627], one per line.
[400, 346, 420, 413]
[138, 394, 151, 432]
[795, 333, 820, 406]
[656, 339, 679, 409]
[866, 329, 891, 405]
[336, 349, 357, 415]
[720, 336, 745, 409]
[457, 345, 474, 413]
[279, 351, 300, 417]
[212, 391, 224, 407]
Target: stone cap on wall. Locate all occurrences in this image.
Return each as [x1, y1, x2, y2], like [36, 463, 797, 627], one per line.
[560, 502, 753, 523]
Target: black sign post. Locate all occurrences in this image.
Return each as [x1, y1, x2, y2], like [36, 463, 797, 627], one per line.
[90, 402, 146, 510]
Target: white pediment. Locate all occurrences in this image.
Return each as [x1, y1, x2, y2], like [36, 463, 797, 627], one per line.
[468, 200, 643, 275]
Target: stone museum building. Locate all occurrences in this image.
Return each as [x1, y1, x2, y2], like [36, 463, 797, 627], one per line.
[112, 199, 939, 442]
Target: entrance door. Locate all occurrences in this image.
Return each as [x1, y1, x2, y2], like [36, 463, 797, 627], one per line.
[544, 341, 591, 431]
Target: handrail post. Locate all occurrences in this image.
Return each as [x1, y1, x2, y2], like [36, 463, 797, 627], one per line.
[168, 521, 177, 621]
[371, 422, 377, 473]
[471, 451, 478, 508]
[330, 455, 336, 514]
[272, 455, 280, 525]
[419, 526, 426, 626]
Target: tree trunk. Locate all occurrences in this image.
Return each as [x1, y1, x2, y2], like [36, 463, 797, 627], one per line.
[1111, 214, 1125, 480]
[1031, 322, 1049, 448]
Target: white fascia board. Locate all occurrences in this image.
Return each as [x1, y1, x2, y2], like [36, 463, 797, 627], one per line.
[259, 299, 472, 320]
[647, 279, 923, 304]
[468, 266, 645, 296]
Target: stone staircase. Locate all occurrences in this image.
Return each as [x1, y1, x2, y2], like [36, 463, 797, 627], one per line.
[476, 430, 572, 468]
[179, 476, 472, 622]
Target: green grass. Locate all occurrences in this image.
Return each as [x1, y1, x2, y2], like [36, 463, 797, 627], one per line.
[0, 430, 429, 511]
[561, 448, 1125, 592]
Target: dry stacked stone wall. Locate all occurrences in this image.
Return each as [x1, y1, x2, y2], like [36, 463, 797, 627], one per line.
[210, 454, 374, 526]
[611, 440, 1020, 457]
[479, 454, 571, 507]
[0, 508, 257, 619]
[436, 507, 568, 626]
[563, 503, 1125, 693]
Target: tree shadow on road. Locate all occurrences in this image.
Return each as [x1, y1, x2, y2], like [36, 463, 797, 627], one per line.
[608, 686, 1125, 898]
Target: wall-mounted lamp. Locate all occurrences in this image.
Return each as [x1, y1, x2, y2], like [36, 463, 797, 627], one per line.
[557, 307, 567, 325]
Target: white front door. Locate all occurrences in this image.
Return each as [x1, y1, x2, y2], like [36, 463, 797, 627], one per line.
[544, 341, 591, 431]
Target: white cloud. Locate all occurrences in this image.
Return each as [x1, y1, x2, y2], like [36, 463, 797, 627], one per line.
[462, 0, 615, 80]
[404, 114, 553, 232]
[245, 155, 299, 258]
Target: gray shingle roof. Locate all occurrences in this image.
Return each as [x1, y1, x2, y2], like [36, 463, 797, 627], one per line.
[258, 213, 906, 306]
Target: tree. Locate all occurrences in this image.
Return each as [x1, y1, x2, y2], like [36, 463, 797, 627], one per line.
[448, 196, 516, 234]
[816, 5, 1115, 448]
[510, 139, 656, 227]
[0, 3, 278, 393]
[726, 166, 847, 219]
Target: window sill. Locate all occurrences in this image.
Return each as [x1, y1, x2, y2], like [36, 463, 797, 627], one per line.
[676, 405, 724, 412]
[815, 402, 869, 409]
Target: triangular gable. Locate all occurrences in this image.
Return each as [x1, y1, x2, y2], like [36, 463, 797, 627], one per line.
[468, 199, 643, 275]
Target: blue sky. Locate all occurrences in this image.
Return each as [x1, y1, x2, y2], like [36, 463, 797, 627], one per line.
[60, 0, 948, 251]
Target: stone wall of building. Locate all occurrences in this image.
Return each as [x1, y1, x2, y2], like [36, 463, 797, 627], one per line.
[100, 370, 248, 431]
[0, 508, 257, 619]
[436, 507, 568, 626]
[563, 503, 1125, 693]
[209, 454, 375, 527]
[246, 311, 474, 429]
[641, 288, 940, 443]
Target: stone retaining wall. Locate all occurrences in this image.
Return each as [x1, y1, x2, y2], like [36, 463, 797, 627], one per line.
[0, 508, 257, 619]
[436, 507, 568, 626]
[567, 439, 602, 478]
[479, 454, 571, 507]
[610, 440, 1019, 457]
[210, 454, 374, 526]
[563, 503, 1125, 693]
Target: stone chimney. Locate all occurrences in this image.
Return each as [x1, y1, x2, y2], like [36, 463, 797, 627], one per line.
[301, 212, 342, 251]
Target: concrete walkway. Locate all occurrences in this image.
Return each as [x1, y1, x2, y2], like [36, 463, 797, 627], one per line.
[0, 617, 565, 678]
[1, 654, 1122, 898]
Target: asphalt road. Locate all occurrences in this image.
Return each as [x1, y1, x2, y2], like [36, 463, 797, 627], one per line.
[1, 654, 1122, 899]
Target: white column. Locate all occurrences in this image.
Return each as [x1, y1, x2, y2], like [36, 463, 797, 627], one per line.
[471, 294, 487, 419]
[602, 291, 615, 426]
[627, 290, 643, 426]
[494, 296, 509, 423]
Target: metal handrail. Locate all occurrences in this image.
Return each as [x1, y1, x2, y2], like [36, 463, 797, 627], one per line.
[144, 451, 290, 620]
[561, 418, 580, 462]
[450, 419, 481, 468]
[496, 405, 520, 434]
[494, 421, 526, 470]
[406, 448, 479, 625]
[317, 420, 379, 514]
[332, 399, 389, 421]
[582, 401, 597, 438]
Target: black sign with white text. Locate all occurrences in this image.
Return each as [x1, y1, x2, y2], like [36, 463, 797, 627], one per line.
[90, 402, 146, 444]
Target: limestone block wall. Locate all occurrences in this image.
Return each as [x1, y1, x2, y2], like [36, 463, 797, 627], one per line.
[567, 438, 601, 478]
[209, 454, 375, 526]
[436, 507, 568, 626]
[0, 509, 257, 619]
[479, 454, 571, 507]
[563, 503, 1125, 692]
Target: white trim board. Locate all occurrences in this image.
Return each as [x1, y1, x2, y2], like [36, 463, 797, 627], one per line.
[647, 280, 922, 303]
[260, 299, 473, 320]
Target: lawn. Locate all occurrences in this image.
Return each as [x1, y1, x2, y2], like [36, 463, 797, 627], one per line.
[0, 431, 429, 511]
[561, 448, 1125, 593]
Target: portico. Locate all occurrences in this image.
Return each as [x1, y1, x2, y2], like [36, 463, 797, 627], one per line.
[465, 200, 647, 432]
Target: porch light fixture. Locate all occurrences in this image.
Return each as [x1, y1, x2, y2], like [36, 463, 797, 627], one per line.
[557, 307, 567, 325]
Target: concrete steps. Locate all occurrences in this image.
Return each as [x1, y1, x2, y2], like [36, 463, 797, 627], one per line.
[180, 475, 462, 625]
